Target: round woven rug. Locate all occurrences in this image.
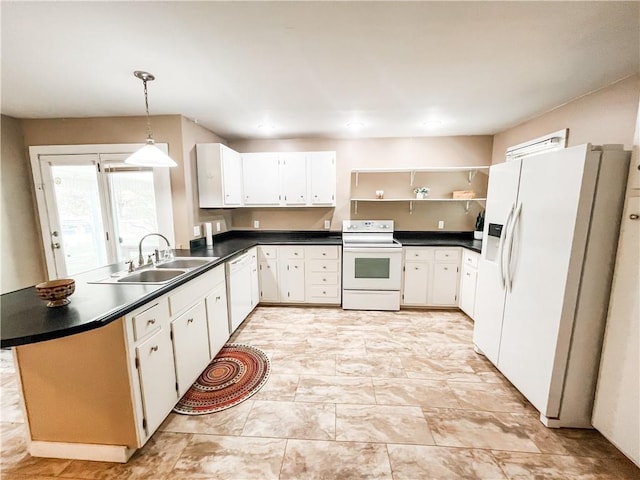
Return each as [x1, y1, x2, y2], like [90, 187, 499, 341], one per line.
[173, 343, 271, 415]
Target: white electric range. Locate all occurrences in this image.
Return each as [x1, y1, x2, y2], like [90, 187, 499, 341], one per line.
[342, 220, 402, 311]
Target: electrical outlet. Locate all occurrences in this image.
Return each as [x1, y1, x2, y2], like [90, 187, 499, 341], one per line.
[193, 225, 202, 237]
[216, 222, 221, 232]
[254, 220, 260, 229]
[438, 220, 445, 230]
[324, 220, 331, 229]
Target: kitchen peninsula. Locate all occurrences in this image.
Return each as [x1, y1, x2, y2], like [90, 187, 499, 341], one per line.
[1, 230, 480, 463]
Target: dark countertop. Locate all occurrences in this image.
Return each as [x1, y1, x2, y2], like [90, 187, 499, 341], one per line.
[394, 231, 482, 253]
[1, 230, 479, 348]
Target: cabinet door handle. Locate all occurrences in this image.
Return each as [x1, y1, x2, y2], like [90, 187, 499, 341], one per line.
[187, 318, 194, 324]
[151, 346, 159, 352]
[444, 267, 448, 270]
[322, 278, 327, 282]
[147, 319, 156, 325]
[322, 252, 327, 256]
[630, 214, 639, 220]
[414, 266, 419, 270]
[216, 296, 221, 301]
[322, 265, 327, 269]
[466, 272, 471, 277]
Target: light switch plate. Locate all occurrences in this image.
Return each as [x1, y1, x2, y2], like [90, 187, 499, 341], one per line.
[216, 222, 221, 232]
[438, 220, 445, 229]
[254, 220, 260, 229]
[193, 225, 202, 236]
[324, 220, 331, 229]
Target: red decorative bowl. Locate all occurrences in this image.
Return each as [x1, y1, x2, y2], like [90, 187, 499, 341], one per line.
[35, 279, 75, 307]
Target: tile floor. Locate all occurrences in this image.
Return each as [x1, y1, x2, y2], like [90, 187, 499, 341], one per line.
[1, 306, 639, 479]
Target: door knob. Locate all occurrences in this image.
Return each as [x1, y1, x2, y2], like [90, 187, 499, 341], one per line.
[630, 214, 639, 220]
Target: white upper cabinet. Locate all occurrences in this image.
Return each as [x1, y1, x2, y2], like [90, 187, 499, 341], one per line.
[197, 144, 336, 208]
[242, 152, 281, 205]
[309, 151, 336, 205]
[197, 143, 243, 207]
[281, 152, 308, 205]
[221, 146, 243, 206]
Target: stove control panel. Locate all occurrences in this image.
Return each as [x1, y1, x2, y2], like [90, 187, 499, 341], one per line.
[343, 220, 394, 233]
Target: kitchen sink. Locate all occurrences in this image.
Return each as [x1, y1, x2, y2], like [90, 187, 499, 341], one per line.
[155, 257, 218, 269]
[89, 256, 219, 284]
[117, 269, 187, 284]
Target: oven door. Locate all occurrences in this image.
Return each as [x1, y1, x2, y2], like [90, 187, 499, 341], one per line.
[342, 247, 402, 290]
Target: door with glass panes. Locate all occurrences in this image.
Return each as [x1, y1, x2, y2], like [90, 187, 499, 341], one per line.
[30, 145, 174, 279]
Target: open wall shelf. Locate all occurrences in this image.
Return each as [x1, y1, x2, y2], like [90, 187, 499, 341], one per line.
[350, 198, 487, 214]
[351, 166, 489, 187]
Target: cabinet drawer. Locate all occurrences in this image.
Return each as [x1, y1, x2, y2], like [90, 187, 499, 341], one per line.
[131, 302, 163, 341]
[435, 249, 461, 262]
[258, 245, 278, 260]
[169, 271, 215, 317]
[463, 249, 479, 269]
[308, 272, 339, 285]
[306, 245, 338, 260]
[308, 259, 339, 272]
[281, 246, 305, 259]
[404, 248, 434, 261]
[308, 285, 339, 299]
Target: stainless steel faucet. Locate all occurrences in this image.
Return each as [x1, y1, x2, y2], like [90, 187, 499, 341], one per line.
[138, 233, 171, 267]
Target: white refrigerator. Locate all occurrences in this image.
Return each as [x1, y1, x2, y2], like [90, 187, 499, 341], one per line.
[473, 144, 630, 428]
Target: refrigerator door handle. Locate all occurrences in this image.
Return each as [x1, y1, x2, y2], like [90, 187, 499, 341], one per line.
[498, 204, 515, 289]
[506, 202, 523, 291]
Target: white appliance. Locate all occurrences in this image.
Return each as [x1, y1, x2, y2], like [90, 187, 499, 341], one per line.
[342, 220, 402, 311]
[473, 144, 631, 428]
[226, 251, 253, 333]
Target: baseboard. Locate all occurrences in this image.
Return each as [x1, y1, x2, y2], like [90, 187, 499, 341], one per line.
[29, 440, 135, 463]
[539, 413, 593, 429]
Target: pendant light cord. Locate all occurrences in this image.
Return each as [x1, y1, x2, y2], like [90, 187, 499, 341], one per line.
[142, 78, 153, 142]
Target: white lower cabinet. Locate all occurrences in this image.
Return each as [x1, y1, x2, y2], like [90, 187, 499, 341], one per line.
[432, 262, 459, 305]
[205, 280, 229, 359]
[305, 246, 341, 304]
[402, 261, 431, 305]
[249, 247, 260, 309]
[171, 301, 210, 396]
[135, 321, 177, 437]
[401, 247, 461, 307]
[258, 259, 280, 302]
[459, 249, 480, 319]
[257, 244, 341, 305]
[128, 265, 231, 448]
[280, 258, 306, 302]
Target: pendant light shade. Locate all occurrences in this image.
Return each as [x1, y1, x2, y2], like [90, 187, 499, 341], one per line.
[126, 71, 177, 167]
[126, 140, 177, 167]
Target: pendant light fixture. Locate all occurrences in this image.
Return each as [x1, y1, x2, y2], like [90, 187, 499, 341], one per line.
[125, 70, 177, 167]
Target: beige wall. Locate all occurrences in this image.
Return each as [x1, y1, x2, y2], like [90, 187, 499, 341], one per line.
[492, 75, 640, 164]
[228, 136, 493, 231]
[1, 115, 47, 292]
[19, 115, 198, 246]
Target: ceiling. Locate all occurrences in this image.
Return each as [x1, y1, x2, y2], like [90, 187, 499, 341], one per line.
[2, 1, 638, 141]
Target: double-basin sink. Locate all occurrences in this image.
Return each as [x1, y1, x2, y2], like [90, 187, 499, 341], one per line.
[92, 257, 219, 285]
